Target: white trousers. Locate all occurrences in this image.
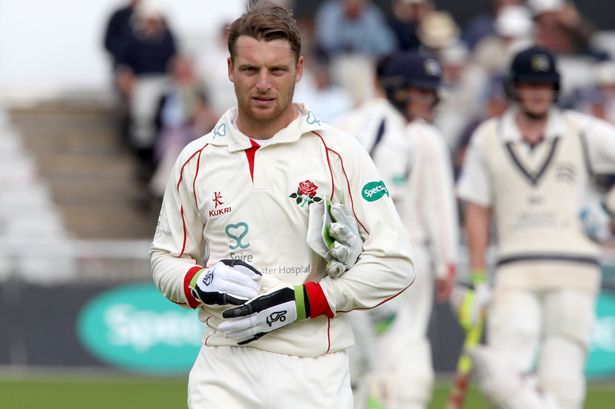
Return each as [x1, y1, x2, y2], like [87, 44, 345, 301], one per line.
[488, 287, 596, 409]
[349, 246, 434, 409]
[188, 346, 353, 409]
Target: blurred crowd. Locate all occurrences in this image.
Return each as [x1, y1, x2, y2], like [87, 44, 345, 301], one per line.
[101, 0, 615, 214]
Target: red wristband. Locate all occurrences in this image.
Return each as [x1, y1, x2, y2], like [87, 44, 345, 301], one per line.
[304, 282, 334, 319]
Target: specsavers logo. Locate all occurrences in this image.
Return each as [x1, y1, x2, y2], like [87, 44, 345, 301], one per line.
[77, 283, 202, 374]
[362, 181, 389, 202]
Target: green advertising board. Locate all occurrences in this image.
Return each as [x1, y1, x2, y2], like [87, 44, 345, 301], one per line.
[586, 291, 615, 378]
[77, 283, 202, 374]
[75, 282, 615, 377]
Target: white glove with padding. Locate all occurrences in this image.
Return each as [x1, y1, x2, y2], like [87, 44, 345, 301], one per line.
[189, 259, 261, 306]
[307, 199, 363, 278]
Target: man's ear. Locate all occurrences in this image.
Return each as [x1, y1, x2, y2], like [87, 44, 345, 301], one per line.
[295, 55, 304, 83]
[227, 57, 234, 83]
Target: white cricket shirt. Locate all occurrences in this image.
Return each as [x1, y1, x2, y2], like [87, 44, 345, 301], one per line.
[151, 105, 414, 357]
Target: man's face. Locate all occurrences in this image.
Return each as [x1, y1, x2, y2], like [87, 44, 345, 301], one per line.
[228, 36, 303, 126]
[406, 86, 438, 121]
[515, 82, 555, 118]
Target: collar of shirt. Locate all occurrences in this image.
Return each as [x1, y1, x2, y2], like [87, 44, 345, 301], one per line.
[500, 107, 566, 142]
[203, 104, 326, 152]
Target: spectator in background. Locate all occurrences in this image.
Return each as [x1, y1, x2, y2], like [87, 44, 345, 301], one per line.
[452, 74, 508, 179]
[115, 0, 177, 180]
[293, 57, 353, 122]
[434, 42, 488, 150]
[103, 0, 142, 69]
[387, 0, 434, 51]
[150, 55, 218, 199]
[529, 0, 608, 104]
[462, 0, 525, 50]
[416, 11, 460, 55]
[102, 0, 142, 151]
[584, 62, 615, 125]
[197, 24, 237, 115]
[315, 0, 396, 58]
[530, 0, 600, 57]
[315, 0, 397, 105]
[473, 4, 534, 76]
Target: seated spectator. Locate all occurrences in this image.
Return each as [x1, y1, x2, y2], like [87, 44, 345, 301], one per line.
[417, 11, 460, 55]
[462, 0, 525, 50]
[530, 0, 607, 58]
[103, 0, 142, 70]
[293, 57, 353, 122]
[575, 61, 615, 126]
[434, 43, 488, 150]
[197, 24, 236, 115]
[102, 0, 142, 150]
[387, 0, 434, 51]
[473, 5, 533, 76]
[529, 0, 609, 104]
[114, 0, 177, 179]
[150, 55, 217, 199]
[452, 75, 508, 179]
[315, 0, 396, 58]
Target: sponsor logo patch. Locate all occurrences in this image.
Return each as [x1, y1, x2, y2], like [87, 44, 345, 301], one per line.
[225, 222, 250, 250]
[209, 191, 232, 218]
[362, 181, 389, 202]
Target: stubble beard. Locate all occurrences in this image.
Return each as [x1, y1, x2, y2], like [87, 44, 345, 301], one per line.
[520, 105, 549, 122]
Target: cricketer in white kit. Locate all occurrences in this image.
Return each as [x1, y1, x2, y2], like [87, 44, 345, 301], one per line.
[337, 52, 459, 409]
[457, 46, 615, 409]
[150, 4, 414, 409]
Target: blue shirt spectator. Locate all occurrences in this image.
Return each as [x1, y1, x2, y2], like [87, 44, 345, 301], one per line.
[315, 0, 397, 58]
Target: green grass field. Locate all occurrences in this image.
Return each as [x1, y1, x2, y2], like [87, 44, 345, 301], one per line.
[0, 375, 613, 408]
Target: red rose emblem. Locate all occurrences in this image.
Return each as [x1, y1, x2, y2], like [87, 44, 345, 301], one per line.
[298, 180, 318, 197]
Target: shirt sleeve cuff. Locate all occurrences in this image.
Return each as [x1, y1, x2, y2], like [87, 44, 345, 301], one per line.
[184, 266, 203, 309]
[304, 281, 334, 319]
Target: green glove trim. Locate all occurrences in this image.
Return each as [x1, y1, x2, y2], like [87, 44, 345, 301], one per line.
[373, 313, 397, 335]
[189, 268, 205, 289]
[470, 270, 487, 284]
[294, 285, 308, 320]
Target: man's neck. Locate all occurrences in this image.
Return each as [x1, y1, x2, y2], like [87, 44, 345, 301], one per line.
[515, 109, 549, 145]
[235, 105, 299, 140]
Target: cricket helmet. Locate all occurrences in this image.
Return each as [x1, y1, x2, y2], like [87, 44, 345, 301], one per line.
[505, 45, 560, 99]
[380, 51, 442, 111]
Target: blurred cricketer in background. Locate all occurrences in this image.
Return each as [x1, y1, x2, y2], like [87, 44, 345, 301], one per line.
[457, 45, 615, 409]
[150, 2, 414, 408]
[337, 52, 459, 409]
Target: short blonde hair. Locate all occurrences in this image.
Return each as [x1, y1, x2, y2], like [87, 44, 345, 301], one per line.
[227, 2, 301, 62]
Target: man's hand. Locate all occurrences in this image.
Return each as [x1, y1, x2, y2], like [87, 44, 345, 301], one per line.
[219, 282, 333, 344]
[219, 286, 307, 344]
[189, 259, 261, 306]
[307, 200, 363, 278]
[451, 271, 490, 330]
[436, 263, 457, 303]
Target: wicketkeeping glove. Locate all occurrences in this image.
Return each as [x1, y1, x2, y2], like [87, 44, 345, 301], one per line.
[307, 199, 363, 278]
[219, 282, 332, 345]
[579, 201, 612, 242]
[450, 271, 491, 331]
[189, 259, 261, 306]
